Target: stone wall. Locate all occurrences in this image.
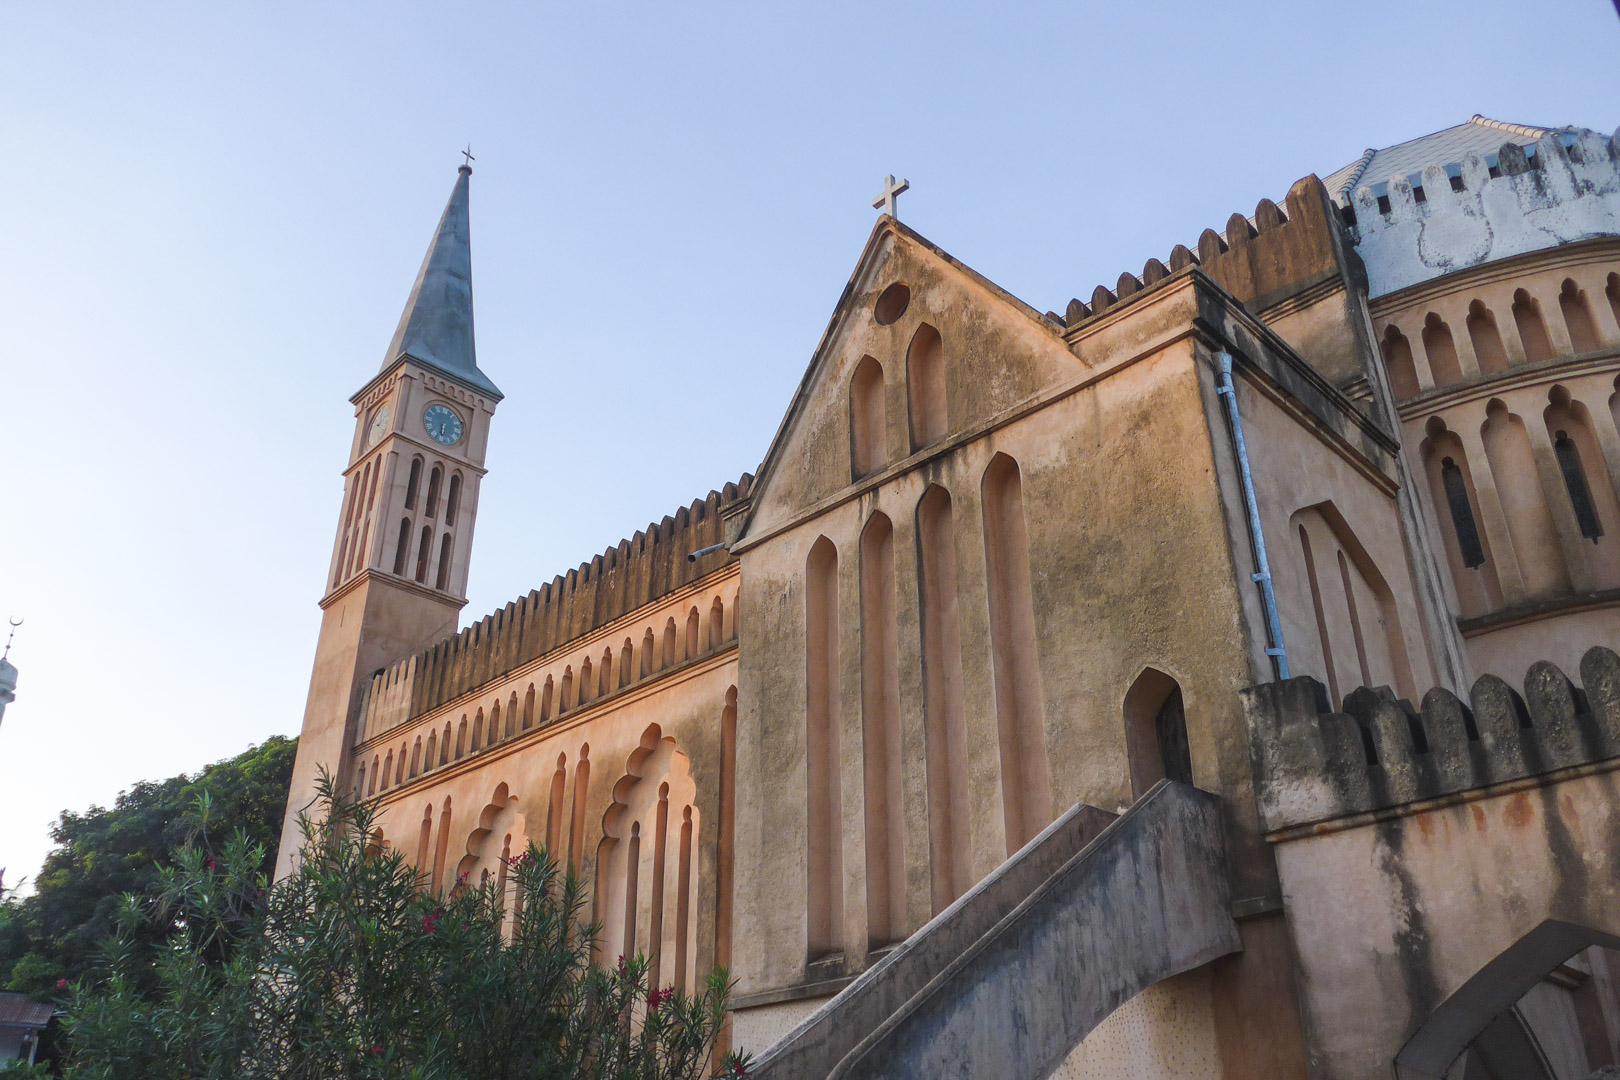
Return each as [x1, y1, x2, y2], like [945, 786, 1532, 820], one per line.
[1244, 645, 1620, 833]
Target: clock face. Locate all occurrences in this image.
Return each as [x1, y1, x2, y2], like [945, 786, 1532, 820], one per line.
[422, 403, 464, 446]
[365, 405, 391, 448]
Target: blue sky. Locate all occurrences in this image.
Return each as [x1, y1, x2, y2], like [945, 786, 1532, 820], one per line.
[1, 1, 1616, 885]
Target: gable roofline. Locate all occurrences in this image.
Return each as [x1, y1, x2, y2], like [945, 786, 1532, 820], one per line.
[736, 214, 1067, 543]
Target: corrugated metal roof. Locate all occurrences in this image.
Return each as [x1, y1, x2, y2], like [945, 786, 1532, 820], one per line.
[1323, 115, 1581, 205]
[0, 992, 53, 1028]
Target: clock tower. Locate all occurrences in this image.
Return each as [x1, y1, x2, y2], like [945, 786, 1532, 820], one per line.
[277, 163, 501, 875]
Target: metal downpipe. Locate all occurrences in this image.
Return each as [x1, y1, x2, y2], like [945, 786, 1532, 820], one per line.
[1216, 352, 1290, 680]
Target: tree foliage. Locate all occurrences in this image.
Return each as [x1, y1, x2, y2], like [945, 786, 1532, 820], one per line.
[57, 773, 748, 1080]
[0, 735, 298, 997]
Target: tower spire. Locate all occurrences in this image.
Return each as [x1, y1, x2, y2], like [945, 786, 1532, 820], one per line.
[381, 166, 502, 400]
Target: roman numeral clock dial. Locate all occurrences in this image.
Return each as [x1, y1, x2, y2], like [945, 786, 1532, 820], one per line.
[422, 403, 464, 447]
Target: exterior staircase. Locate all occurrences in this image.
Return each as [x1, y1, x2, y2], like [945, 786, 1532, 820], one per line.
[750, 781, 1240, 1080]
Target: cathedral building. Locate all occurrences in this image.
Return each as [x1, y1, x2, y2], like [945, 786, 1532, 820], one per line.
[280, 116, 1620, 1079]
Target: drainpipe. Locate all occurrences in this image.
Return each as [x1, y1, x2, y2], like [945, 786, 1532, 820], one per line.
[1215, 352, 1290, 680]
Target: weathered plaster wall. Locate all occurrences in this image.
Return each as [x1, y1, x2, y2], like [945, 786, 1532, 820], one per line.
[1053, 968, 1224, 1080]
[1245, 650, 1620, 1079]
[1353, 129, 1620, 299]
[1275, 769, 1620, 1080]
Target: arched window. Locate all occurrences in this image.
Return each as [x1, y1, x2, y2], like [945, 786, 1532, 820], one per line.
[425, 730, 437, 771]
[1422, 418, 1502, 617]
[382, 751, 393, 790]
[662, 619, 677, 668]
[1441, 458, 1487, 568]
[523, 684, 535, 730]
[541, 676, 554, 723]
[850, 355, 887, 479]
[1513, 289, 1554, 364]
[859, 512, 904, 946]
[435, 533, 453, 591]
[1555, 430, 1607, 544]
[506, 692, 518, 737]
[559, 667, 573, 714]
[1122, 668, 1192, 799]
[393, 517, 412, 575]
[1466, 300, 1508, 374]
[641, 628, 655, 676]
[425, 466, 442, 518]
[446, 473, 462, 525]
[805, 536, 843, 959]
[415, 525, 432, 582]
[567, 744, 590, 870]
[1422, 313, 1462, 387]
[907, 323, 947, 450]
[455, 716, 467, 758]
[409, 737, 422, 778]
[471, 709, 484, 752]
[1381, 325, 1419, 398]
[685, 608, 700, 659]
[981, 453, 1050, 852]
[441, 723, 451, 765]
[1560, 279, 1602, 354]
[355, 760, 367, 799]
[599, 649, 613, 697]
[405, 458, 423, 510]
[489, 701, 501, 744]
[709, 597, 725, 648]
[620, 639, 634, 688]
[578, 658, 593, 706]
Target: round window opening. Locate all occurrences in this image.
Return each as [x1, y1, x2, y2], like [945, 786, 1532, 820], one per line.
[874, 282, 911, 325]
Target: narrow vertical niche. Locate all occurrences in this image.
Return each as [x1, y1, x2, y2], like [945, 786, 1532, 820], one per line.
[546, 754, 567, 856]
[850, 356, 887, 479]
[1422, 314, 1462, 387]
[567, 745, 590, 870]
[432, 798, 452, 895]
[1560, 279, 1602, 354]
[804, 536, 844, 959]
[1122, 668, 1191, 799]
[1467, 301, 1508, 374]
[859, 511, 905, 947]
[980, 453, 1051, 853]
[1381, 326, 1419, 399]
[1298, 524, 1340, 708]
[916, 485, 970, 911]
[1514, 290, 1554, 364]
[715, 688, 737, 1000]
[1481, 400, 1572, 598]
[907, 324, 948, 451]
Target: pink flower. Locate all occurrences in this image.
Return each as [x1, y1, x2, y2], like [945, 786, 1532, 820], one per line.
[205, 856, 217, 870]
[371, 1046, 384, 1056]
[55, 979, 67, 991]
[647, 987, 672, 1010]
[615, 954, 628, 975]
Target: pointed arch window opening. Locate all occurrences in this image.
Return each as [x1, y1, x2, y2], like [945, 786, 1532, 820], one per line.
[425, 466, 442, 519]
[1440, 457, 1488, 568]
[405, 459, 423, 511]
[1554, 431, 1605, 542]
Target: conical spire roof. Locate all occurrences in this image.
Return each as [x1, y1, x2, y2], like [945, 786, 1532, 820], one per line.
[381, 165, 502, 400]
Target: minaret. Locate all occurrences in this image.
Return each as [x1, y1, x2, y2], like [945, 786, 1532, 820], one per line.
[277, 164, 502, 876]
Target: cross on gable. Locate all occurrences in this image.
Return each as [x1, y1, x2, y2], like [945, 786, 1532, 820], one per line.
[872, 175, 910, 219]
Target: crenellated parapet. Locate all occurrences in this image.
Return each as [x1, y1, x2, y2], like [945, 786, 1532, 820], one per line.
[1242, 645, 1620, 833]
[1052, 174, 1353, 331]
[1351, 128, 1620, 299]
[359, 474, 753, 737]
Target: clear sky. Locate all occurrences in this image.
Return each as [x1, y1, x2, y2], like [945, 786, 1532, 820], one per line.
[1, 1, 1616, 887]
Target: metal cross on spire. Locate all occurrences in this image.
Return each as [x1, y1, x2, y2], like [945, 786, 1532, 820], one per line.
[461, 145, 476, 170]
[872, 174, 910, 219]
